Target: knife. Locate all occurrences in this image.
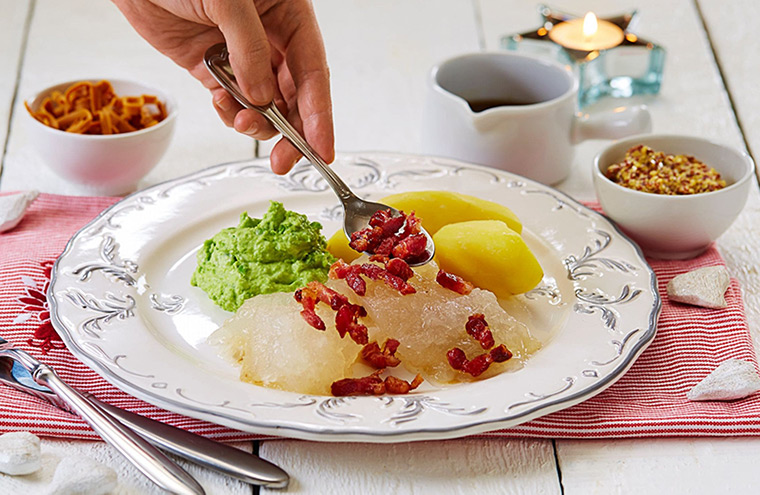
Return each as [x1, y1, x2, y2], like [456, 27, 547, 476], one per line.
[0, 337, 205, 495]
[0, 346, 289, 488]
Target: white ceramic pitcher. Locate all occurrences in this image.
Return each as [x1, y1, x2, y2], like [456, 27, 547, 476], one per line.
[421, 52, 652, 185]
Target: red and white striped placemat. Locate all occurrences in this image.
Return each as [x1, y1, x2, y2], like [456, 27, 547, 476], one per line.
[1, 193, 758, 440]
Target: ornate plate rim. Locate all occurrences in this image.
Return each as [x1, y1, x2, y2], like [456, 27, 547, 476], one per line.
[48, 152, 661, 442]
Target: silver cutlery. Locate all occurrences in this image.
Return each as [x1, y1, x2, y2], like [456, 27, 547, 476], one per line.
[0, 348, 290, 488]
[204, 42, 435, 266]
[0, 336, 205, 495]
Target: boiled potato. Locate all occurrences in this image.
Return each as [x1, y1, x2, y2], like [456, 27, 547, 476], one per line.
[382, 190, 522, 234]
[326, 190, 522, 262]
[433, 220, 543, 296]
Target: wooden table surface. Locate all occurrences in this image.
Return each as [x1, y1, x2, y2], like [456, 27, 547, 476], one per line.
[2, 1, 760, 493]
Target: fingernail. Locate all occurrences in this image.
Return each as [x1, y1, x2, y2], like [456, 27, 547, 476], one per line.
[249, 82, 273, 105]
[214, 93, 230, 112]
[243, 121, 259, 135]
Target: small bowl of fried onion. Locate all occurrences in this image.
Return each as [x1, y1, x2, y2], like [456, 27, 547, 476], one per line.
[25, 78, 177, 195]
[593, 134, 755, 259]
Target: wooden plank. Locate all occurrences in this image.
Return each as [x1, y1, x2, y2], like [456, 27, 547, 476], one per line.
[0, 438, 254, 494]
[0, 0, 31, 177]
[260, 438, 560, 494]
[698, 0, 760, 161]
[558, 437, 760, 494]
[1, 0, 253, 195]
[482, 1, 760, 494]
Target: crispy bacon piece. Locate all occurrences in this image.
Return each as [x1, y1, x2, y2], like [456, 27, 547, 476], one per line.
[391, 234, 428, 261]
[360, 263, 416, 295]
[446, 314, 512, 376]
[294, 281, 368, 344]
[436, 270, 474, 295]
[361, 339, 401, 369]
[335, 303, 369, 345]
[385, 374, 424, 394]
[330, 259, 416, 296]
[331, 370, 424, 396]
[446, 345, 512, 377]
[348, 209, 429, 263]
[465, 313, 495, 350]
[385, 258, 414, 281]
[331, 370, 386, 396]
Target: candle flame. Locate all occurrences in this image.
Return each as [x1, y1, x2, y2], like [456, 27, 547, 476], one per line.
[583, 12, 598, 37]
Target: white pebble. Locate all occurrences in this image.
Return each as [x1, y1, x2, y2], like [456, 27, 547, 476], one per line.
[47, 456, 117, 495]
[0, 190, 39, 233]
[0, 431, 42, 475]
[666, 265, 730, 309]
[687, 359, 760, 401]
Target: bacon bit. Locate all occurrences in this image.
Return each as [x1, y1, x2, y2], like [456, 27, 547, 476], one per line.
[391, 234, 428, 262]
[361, 339, 401, 369]
[331, 370, 424, 396]
[330, 259, 416, 296]
[384, 374, 424, 394]
[446, 345, 512, 377]
[465, 313, 495, 350]
[436, 270, 474, 295]
[300, 308, 326, 331]
[294, 280, 368, 344]
[331, 370, 386, 396]
[335, 303, 369, 345]
[446, 313, 512, 377]
[348, 209, 429, 263]
[489, 344, 512, 363]
[385, 258, 414, 281]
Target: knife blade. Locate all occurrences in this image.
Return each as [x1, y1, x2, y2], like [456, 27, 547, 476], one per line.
[0, 351, 289, 488]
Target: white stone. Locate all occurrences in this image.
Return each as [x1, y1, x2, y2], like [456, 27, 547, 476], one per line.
[687, 359, 760, 401]
[0, 190, 38, 233]
[0, 431, 41, 475]
[666, 266, 731, 309]
[47, 456, 117, 495]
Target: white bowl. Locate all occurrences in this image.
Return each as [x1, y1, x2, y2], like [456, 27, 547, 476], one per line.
[25, 78, 177, 195]
[593, 134, 755, 259]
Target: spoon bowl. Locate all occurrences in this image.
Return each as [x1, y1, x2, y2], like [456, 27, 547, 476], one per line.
[204, 43, 434, 266]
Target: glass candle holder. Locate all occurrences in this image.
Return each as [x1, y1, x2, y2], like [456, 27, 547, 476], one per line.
[501, 5, 665, 108]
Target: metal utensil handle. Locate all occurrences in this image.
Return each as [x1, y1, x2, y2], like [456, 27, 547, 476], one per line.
[34, 365, 205, 495]
[259, 103, 355, 202]
[203, 43, 355, 203]
[85, 394, 289, 489]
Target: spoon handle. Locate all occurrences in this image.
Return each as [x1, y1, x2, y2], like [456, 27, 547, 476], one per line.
[259, 103, 356, 203]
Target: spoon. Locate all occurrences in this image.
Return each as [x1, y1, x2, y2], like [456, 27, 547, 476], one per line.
[203, 43, 434, 266]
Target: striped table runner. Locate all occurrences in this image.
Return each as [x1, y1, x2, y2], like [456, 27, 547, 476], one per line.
[1, 193, 758, 440]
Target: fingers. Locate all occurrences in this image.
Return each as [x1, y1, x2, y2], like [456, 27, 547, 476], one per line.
[212, 88, 278, 139]
[281, 3, 335, 165]
[206, 0, 275, 105]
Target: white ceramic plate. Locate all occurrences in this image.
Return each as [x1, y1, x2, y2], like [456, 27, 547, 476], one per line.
[49, 153, 660, 442]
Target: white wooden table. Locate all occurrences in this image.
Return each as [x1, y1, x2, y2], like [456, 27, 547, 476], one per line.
[2, 1, 760, 493]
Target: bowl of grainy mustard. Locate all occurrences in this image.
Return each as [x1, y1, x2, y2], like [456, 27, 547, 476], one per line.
[593, 134, 755, 259]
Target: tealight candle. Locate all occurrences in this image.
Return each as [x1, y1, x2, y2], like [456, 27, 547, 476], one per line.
[548, 12, 624, 51]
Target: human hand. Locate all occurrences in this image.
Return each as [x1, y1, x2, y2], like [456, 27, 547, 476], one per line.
[113, 0, 334, 174]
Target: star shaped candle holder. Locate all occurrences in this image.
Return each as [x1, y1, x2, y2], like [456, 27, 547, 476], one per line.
[502, 4, 665, 108]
